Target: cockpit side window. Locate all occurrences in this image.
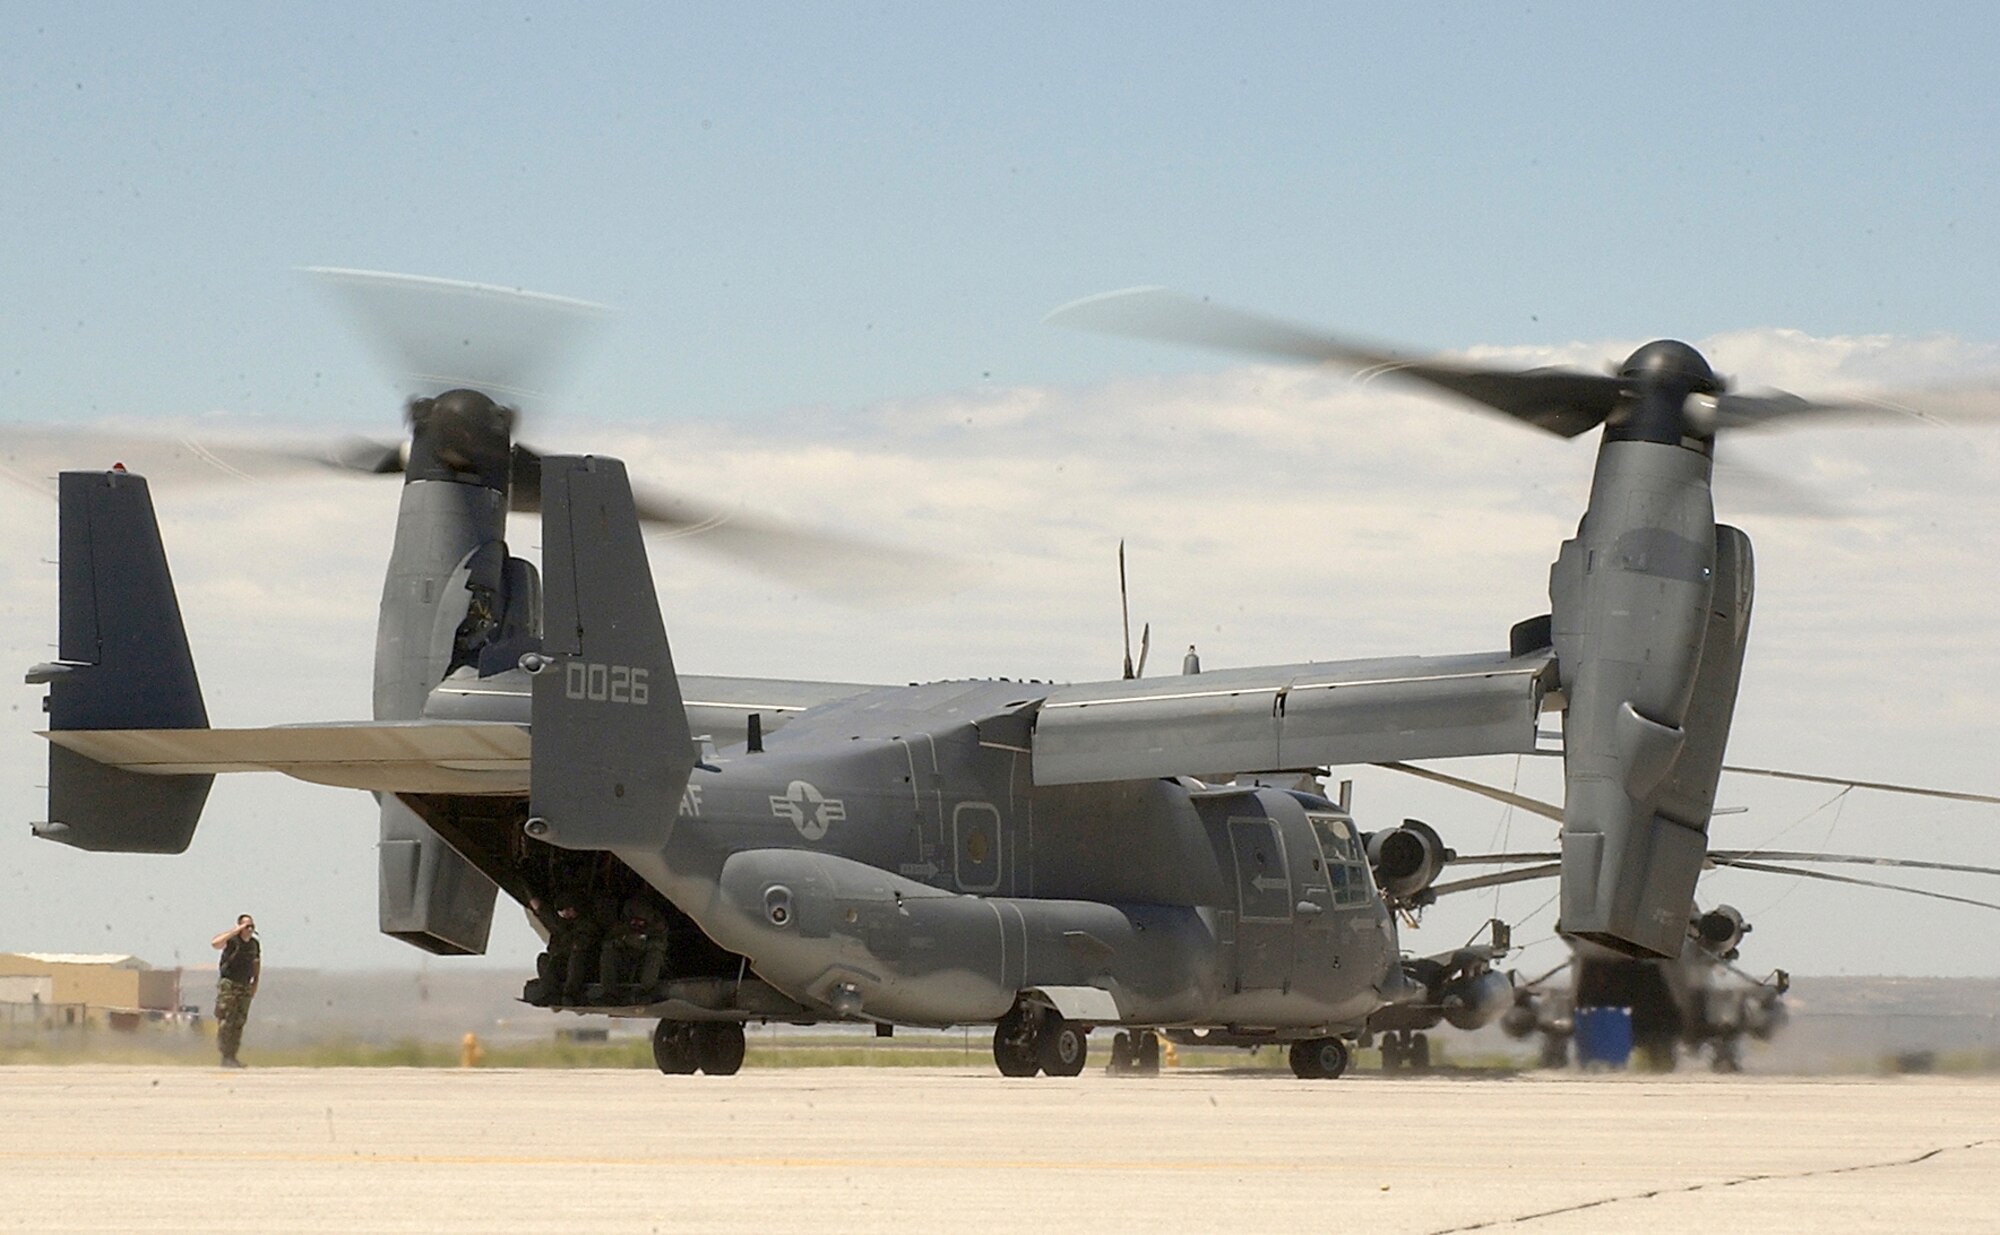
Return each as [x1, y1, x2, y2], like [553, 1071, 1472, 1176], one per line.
[1307, 813, 1374, 908]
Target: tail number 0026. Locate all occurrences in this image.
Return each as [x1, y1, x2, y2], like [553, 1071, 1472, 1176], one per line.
[564, 661, 650, 705]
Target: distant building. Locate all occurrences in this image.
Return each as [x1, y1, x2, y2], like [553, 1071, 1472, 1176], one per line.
[0, 953, 182, 1031]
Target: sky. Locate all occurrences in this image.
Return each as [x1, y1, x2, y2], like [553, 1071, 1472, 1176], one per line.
[4, 4, 2000, 981]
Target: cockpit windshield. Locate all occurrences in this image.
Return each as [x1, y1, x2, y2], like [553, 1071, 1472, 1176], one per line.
[1307, 812, 1375, 908]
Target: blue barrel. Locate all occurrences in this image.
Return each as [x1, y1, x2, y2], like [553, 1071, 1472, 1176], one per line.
[1573, 1005, 1634, 1067]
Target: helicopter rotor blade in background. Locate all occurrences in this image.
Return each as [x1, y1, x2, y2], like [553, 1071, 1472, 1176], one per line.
[1712, 859, 2000, 913]
[1520, 744, 2000, 806]
[1453, 848, 2000, 880]
[1716, 764, 2000, 805]
[1708, 850, 2000, 878]
[1429, 862, 1564, 899]
[1375, 760, 1566, 823]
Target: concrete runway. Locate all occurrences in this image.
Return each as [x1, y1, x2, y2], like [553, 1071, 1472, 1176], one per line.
[4, 1066, 1996, 1234]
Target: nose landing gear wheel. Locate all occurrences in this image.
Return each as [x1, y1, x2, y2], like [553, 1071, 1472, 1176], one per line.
[1288, 1037, 1350, 1079]
[993, 1006, 1041, 1076]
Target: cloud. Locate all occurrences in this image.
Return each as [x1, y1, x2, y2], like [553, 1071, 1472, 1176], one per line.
[4, 326, 1998, 975]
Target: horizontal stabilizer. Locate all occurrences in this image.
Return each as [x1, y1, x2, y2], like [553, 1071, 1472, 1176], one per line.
[44, 722, 530, 795]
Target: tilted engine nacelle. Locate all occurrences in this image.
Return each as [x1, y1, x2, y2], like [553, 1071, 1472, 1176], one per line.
[1365, 818, 1454, 908]
[1694, 905, 1749, 959]
[1551, 440, 1754, 959]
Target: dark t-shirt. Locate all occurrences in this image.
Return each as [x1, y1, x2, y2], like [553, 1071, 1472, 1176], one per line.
[219, 934, 260, 983]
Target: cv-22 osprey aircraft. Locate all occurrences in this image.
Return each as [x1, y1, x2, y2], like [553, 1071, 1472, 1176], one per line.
[27, 274, 1992, 1079]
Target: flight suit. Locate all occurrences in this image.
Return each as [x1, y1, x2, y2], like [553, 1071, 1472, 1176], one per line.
[214, 934, 260, 1063]
[599, 895, 670, 998]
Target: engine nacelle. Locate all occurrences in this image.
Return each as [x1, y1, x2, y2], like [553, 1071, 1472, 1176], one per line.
[1440, 970, 1513, 1031]
[1694, 905, 1748, 958]
[1500, 998, 1540, 1040]
[1365, 818, 1453, 907]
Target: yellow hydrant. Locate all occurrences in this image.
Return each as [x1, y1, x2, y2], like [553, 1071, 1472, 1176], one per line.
[460, 1032, 485, 1068]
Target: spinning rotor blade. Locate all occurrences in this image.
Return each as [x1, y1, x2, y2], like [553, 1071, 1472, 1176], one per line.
[1050, 287, 2000, 442]
[0, 429, 402, 493]
[1702, 384, 2000, 434]
[1048, 287, 1622, 437]
[305, 267, 610, 408]
[507, 444, 953, 598]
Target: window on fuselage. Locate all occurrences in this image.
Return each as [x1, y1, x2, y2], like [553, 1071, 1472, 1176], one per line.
[1307, 812, 1374, 908]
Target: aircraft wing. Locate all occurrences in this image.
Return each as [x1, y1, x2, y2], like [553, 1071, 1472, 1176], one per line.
[1031, 649, 1555, 787]
[42, 721, 531, 795]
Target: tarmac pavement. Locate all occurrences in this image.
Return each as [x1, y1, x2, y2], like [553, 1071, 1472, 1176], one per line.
[3, 1065, 1996, 1233]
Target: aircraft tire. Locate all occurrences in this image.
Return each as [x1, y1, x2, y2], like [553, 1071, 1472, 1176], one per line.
[1410, 1033, 1431, 1072]
[1290, 1037, 1349, 1079]
[652, 1020, 697, 1075]
[993, 1026, 1040, 1076]
[1288, 1041, 1323, 1079]
[1136, 1030, 1161, 1074]
[692, 1022, 747, 1076]
[1108, 1032, 1134, 1073]
[1037, 1019, 1089, 1077]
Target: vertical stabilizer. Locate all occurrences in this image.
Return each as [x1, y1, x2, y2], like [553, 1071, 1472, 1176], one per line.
[29, 470, 213, 853]
[528, 455, 696, 850]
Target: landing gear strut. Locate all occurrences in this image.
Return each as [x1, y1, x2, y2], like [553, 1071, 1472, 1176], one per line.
[652, 1019, 746, 1076]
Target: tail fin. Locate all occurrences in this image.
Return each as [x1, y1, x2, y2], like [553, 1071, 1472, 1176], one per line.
[527, 455, 696, 850]
[28, 470, 213, 852]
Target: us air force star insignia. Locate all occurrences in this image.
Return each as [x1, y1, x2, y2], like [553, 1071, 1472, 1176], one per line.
[770, 780, 846, 841]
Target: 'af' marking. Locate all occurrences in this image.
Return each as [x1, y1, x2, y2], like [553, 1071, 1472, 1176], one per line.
[770, 780, 845, 841]
[678, 783, 704, 819]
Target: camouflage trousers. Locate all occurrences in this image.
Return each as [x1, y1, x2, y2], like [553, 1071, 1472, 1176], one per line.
[215, 978, 255, 1060]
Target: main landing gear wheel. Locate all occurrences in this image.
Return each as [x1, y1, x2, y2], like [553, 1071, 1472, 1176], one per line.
[1380, 1030, 1431, 1073]
[692, 1022, 747, 1076]
[1107, 1030, 1162, 1075]
[655, 1020, 745, 1075]
[1288, 1037, 1350, 1079]
[652, 1020, 697, 1074]
[1037, 1017, 1089, 1077]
